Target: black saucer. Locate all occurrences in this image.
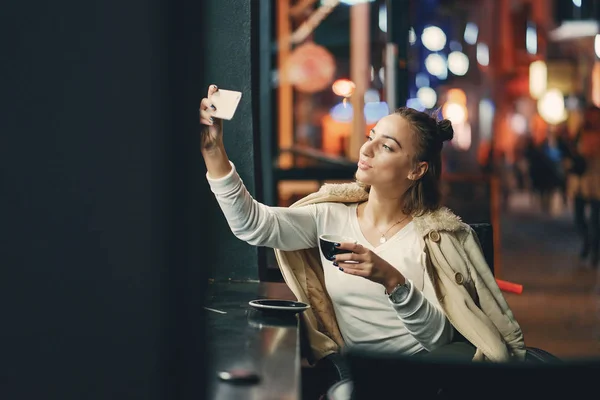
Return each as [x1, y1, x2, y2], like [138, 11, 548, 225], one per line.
[248, 299, 310, 315]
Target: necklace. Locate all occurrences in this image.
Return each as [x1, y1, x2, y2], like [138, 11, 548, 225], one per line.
[370, 214, 410, 244]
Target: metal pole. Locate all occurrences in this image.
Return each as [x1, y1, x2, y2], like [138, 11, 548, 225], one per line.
[386, 0, 410, 110]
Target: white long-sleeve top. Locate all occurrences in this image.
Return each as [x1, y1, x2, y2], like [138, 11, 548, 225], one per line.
[207, 162, 454, 355]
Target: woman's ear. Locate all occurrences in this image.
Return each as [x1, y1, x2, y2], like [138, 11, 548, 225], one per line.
[408, 161, 429, 181]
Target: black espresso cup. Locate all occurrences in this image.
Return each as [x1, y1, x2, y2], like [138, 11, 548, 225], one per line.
[319, 234, 355, 261]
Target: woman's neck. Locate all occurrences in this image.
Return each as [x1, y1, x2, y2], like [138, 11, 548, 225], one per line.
[361, 186, 411, 228]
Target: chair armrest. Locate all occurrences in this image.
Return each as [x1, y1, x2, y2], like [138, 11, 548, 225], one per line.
[525, 347, 562, 363]
[320, 352, 352, 381]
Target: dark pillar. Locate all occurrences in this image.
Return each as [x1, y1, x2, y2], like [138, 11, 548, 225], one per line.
[202, 0, 260, 281]
[1, 1, 209, 399]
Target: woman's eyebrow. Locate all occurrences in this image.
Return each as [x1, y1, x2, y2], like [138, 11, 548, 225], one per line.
[381, 134, 401, 147]
[372, 128, 401, 147]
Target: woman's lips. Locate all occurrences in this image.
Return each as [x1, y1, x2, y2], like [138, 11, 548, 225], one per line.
[357, 160, 371, 170]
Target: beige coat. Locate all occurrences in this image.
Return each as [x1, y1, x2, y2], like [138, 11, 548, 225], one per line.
[274, 182, 526, 364]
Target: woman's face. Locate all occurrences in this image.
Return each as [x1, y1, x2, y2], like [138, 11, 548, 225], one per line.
[355, 114, 425, 189]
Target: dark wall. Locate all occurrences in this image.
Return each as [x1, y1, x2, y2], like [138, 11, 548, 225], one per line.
[1, 1, 209, 399]
[202, 0, 260, 281]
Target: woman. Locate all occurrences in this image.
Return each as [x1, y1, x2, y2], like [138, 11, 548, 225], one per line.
[200, 84, 526, 365]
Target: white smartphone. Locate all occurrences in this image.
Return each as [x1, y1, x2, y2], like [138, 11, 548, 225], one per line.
[210, 89, 243, 120]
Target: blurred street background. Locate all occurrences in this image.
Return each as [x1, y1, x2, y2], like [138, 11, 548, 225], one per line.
[501, 192, 600, 359]
[251, 0, 600, 360]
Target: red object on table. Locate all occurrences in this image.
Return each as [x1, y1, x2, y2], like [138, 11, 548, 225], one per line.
[496, 279, 523, 294]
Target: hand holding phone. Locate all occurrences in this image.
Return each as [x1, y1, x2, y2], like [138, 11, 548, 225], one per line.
[210, 89, 242, 120]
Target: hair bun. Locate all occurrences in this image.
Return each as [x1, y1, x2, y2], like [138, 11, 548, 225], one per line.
[437, 119, 454, 142]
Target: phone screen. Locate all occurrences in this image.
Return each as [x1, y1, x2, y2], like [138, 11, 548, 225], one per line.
[211, 89, 242, 120]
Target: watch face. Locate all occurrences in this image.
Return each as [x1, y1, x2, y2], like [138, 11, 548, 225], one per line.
[391, 283, 411, 303]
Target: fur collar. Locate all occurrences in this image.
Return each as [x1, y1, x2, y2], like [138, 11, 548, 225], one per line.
[312, 182, 468, 235]
[411, 206, 467, 234]
[317, 181, 369, 201]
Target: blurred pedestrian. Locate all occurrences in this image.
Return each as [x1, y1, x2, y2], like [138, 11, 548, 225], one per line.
[525, 137, 558, 213]
[569, 106, 600, 268]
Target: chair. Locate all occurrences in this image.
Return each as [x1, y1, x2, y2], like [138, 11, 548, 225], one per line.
[469, 223, 495, 275]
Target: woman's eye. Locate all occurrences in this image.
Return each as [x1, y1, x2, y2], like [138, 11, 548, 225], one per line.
[383, 144, 392, 151]
[366, 135, 373, 141]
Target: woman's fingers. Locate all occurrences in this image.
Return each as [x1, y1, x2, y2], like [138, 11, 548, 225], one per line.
[335, 241, 366, 253]
[200, 109, 214, 125]
[334, 242, 367, 263]
[333, 242, 367, 263]
[352, 242, 366, 253]
[199, 85, 218, 119]
[199, 100, 216, 126]
[334, 252, 362, 264]
[200, 97, 217, 112]
[207, 84, 218, 97]
[338, 265, 366, 276]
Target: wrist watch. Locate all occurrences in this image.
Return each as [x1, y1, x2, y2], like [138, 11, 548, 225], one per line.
[386, 280, 412, 304]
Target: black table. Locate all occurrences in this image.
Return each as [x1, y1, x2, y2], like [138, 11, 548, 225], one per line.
[205, 282, 302, 400]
